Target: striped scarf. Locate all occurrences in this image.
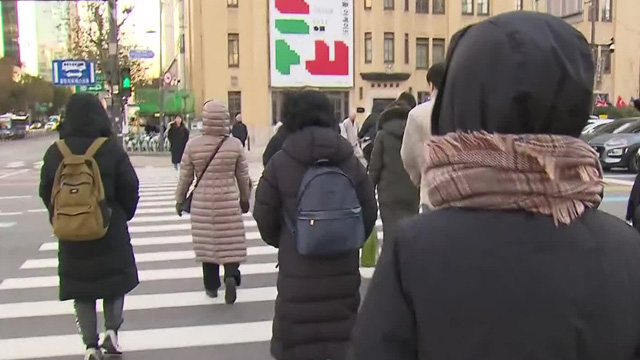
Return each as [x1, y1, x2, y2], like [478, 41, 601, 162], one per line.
[423, 132, 603, 225]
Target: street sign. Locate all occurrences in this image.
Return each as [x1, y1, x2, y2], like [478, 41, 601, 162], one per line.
[52, 60, 96, 86]
[75, 73, 105, 93]
[129, 49, 155, 59]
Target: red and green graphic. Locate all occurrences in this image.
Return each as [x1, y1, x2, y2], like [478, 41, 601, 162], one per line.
[270, 0, 353, 87]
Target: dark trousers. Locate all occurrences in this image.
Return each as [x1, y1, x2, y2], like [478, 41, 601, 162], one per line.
[74, 296, 124, 348]
[379, 204, 419, 243]
[202, 262, 241, 291]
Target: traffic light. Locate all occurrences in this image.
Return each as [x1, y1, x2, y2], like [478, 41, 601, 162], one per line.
[120, 67, 131, 97]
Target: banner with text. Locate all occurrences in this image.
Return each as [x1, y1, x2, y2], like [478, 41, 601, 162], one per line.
[269, 0, 354, 88]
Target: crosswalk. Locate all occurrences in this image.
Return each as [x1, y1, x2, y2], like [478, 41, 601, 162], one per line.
[0, 174, 382, 360]
[2, 161, 43, 170]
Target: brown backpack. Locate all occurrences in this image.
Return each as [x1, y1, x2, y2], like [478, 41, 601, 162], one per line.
[51, 138, 111, 241]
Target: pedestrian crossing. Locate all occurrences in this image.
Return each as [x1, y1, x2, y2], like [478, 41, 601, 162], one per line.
[0, 174, 383, 360]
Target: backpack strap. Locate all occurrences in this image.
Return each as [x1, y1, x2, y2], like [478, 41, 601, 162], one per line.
[84, 137, 108, 158]
[55, 140, 73, 159]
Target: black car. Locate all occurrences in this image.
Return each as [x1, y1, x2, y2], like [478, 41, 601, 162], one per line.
[588, 118, 640, 173]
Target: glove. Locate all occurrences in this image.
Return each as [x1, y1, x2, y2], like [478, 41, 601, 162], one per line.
[176, 203, 183, 217]
[240, 200, 250, 214]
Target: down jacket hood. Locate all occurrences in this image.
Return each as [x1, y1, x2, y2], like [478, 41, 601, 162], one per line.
[202, 100, 231, 136]
[377, 104, 410, 139]
[282, 126, 354, 166]
[432, 12, 594, 137]
[59, 93, 112, 139]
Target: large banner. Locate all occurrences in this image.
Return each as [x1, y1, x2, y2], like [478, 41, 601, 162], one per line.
[269, 0, 354, 88]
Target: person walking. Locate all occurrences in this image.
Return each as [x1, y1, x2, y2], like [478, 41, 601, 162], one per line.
[39, 94, 140, 360]
[351, 12, 640, 360]
[369, 92, 420, 243]
[231, 113, 249, 148]
[253, 90, 378, 360]
[401, 63, 445, 212]
[167, 115, 189, 170]
[175, 100, 252, 304]
[340, 113, 364, 164]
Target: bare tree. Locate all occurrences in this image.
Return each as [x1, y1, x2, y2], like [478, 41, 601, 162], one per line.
[58, 2, 149, 87]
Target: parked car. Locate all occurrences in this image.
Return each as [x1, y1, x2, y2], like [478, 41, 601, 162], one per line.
[582, 119, 613, 135]
[580, 117, 638, 142]
[29, 122, 43, 130]
[588, 118, 640, 172]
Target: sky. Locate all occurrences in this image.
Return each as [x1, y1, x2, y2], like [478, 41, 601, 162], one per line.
[15, 0, 161, 77]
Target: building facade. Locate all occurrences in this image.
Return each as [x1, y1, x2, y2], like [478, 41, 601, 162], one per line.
[0, 1, 20, 64]
[183, 0, 640, 145]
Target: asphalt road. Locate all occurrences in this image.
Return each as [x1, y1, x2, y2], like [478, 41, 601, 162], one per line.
[0, 136, 635, 360]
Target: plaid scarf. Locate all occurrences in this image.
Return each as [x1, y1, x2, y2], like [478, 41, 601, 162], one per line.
[423, 132, 603, 225]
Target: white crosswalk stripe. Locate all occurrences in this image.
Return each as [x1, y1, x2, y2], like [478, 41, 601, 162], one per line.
[0, 175, 382, 359]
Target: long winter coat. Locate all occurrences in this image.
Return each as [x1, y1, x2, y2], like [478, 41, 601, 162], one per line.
[253, 126, 378, 360]
[369, 103, 420, 241]
[39, 94, 139, 301]
[176, 100, 252, 265]
[352, 12, 640, 360]
[168, 122, 189, 165]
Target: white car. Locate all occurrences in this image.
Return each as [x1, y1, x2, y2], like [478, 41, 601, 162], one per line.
[44, 121, 57, 130]
[582, 119, 614, 135]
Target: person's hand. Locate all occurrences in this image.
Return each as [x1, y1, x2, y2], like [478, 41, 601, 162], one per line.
[176, 203, 183, 217]
[240, 200, 250, 214]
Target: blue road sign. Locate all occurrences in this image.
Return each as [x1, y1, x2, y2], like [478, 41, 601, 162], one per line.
[129, 49, 155, 59]
[52, 60, 96, 86]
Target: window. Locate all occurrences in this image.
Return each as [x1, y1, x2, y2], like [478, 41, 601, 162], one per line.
[227, 0, 238, 7]
[433, 38, 446, 65]
[602, 0, 612, 21]
[548, 0, 582, 17]
[601, 46, 611, 74]
[365, 33, 373, 64]
[405, 0, 410, 11]
[588, 0, 598, 21]
[228, 33, 239, 67]
[365, 0, 372, 9]
[384, 33, 395, 64]
[416, 38, 429, 69]
[515, 0, 523, 10]
[404, 34, 409, 64]
[433, 0, 445, 13]
[478, 0, 489, 15]
[384, 0, 394, 10]
[462, 0, 474, 14]
[228, 92, 242, 121]
[416, 0, 429, 13]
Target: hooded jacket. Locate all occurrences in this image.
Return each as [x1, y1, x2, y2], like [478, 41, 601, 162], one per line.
[39, 94, 140, 301]
[253, 126, 377, 360]
[176, 100, 252, 265]
[351, 12, 640, 360]
[369, 103, 419, 208]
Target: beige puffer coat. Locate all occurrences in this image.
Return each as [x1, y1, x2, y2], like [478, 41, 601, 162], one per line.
[176, 100, 252, 264]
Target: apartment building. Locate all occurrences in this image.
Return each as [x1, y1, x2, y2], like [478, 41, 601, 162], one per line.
[183, 0, 639, 145]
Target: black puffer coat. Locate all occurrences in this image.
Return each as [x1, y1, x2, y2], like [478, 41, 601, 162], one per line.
[352, 12, 640, 360]
[263, 125, 290, 166]
[39, 94, 139, 301]
[254, 126, 377, 360]
[168, 122, 189, 164]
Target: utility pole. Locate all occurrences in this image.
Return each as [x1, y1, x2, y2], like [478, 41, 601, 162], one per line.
[158, 0, 165, 151]
[108, 0, 121, 139]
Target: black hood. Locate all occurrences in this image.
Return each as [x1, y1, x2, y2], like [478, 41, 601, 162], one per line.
[432, 12, 594, 137]
[377, 103, 410, 131]
[282, 126, 354, 165]
[59, 93, 112, 139]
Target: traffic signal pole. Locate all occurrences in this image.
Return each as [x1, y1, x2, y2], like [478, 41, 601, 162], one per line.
[108, 0, 122, 138]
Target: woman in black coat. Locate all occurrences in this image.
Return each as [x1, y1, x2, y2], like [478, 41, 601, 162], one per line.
[369, 96, 419, 243]
[167, 115, 189, 169]
[39, 94, 139, 360]
[253, 90, 378, 360]
[351, 12, 640, 360]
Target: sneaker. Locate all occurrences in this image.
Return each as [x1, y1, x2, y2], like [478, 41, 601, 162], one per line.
[205, 289, 218, 298]
[84, 348, 103, 360]
[100, 330, 122, 356]
[225, 278, 237, 304]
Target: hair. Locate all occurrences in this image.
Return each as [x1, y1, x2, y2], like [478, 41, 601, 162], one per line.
[59, 93, 112, 139]
[634, 99, 640, 112]
[281, 90, 336, 132]
[396, 92, 417, 109]
[427, 62, 445, 90]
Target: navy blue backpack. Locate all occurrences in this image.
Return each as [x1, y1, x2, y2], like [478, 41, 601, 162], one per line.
[285, 161, 365, 257]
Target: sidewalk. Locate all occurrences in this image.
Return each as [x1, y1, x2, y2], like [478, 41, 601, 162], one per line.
[129, 145, 266, 182]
